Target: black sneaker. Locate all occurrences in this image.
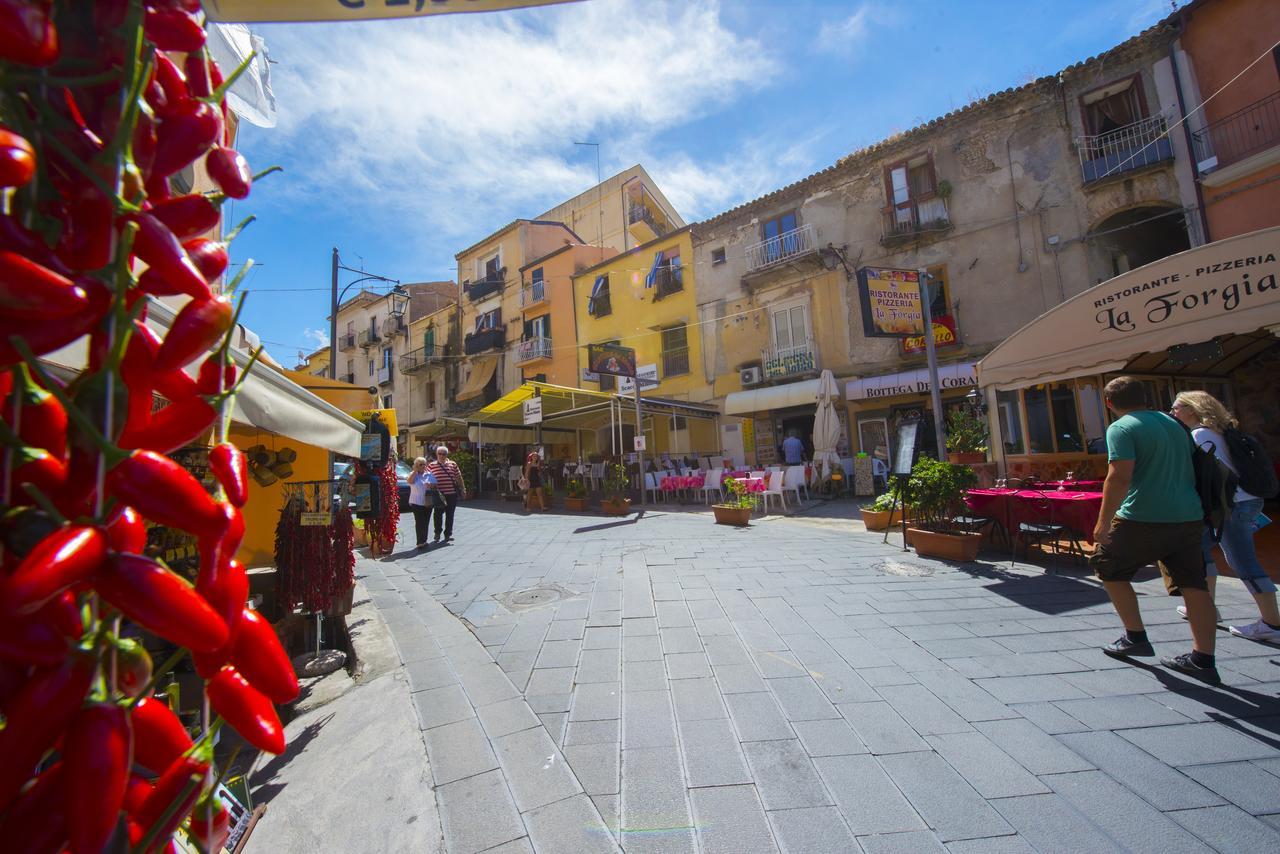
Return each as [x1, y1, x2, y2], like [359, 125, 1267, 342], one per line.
[433, 535, 442, 544]
[1103, 635, 1154, 658]
[1161, 653, 1222, 685]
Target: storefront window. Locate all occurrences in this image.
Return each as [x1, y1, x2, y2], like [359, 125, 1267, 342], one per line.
[1050, 383, 1082, 452]
[1077, 380, 1107, 454]
[1024, 385, 1053, 453]
[997, 390, 1024, 454]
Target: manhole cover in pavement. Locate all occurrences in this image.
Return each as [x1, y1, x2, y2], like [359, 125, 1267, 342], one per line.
[495, 583, 580, 613]
[876, 559, 935, 578]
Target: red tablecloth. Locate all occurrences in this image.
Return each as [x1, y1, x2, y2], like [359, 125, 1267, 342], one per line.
[965, 488, 1104, 543]
[1038, 480, 1103, 491]
[731, 477, 766, 494]
[660, 475, 705, 491]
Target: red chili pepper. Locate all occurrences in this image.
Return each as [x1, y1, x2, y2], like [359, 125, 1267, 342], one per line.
[133, 104, 159, 180]
[94, 553, 229, 653]
[6, 363, 68, 460]
[106, 450, 228, 541]
[144, 7, 205, 52]
[0, 592, 80, 666]
[55, 184, 116, 272]
[0, 505, 61, 560]
[1, 525, 106, 616]
[0, 127, 35, 188]
[0, 249, 90, 319]
[6, 446, 69, 501]
[185, 237, 230, 282]
[209, 442, 248, 507]
[149, 53, 188, 116]
[188, 796, 230, 853]
[124, 773, 153, 815]
[151, 99, 221, 180]
[51, 445, 97, 520]
[63, 702, 131, 854]
[124, 319, 199, 402]
[153, 295, 233, 374]
[232, 609, 300, 704]
[128, 212, 212, 301]
[135, 748, 210, 846]
[184, 51, 223, 99]
[0, 0, 59, 67]
[0, 214, 70, 275]
[148, 193, 220, 240]
[206, 665, 286, 754]
[192, 559, 248, 678]
[105, 504, 147, 554]
[0, 762, 68, 854]
[117, 395, 217, 454]
[0, 277, 110, 367]
[0, 651, 95, 810]
[114, 637, 152, 698]
[206, 147, 252, 199]
[196, 355, 236, 396]
[131, 696, 192, 774]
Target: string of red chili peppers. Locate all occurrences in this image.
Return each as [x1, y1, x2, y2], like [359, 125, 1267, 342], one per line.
[0, 3, 297, 852]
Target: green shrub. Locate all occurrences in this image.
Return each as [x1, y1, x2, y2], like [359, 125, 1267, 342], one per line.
[905, 457, 976, 532]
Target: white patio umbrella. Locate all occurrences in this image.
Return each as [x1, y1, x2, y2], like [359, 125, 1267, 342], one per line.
[812, 369, 842, 485]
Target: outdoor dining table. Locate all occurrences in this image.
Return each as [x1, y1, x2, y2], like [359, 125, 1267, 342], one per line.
[731, 476, 767, 494]
[964, 487, 1105, 544]
[1037, 479, 1103, 491]
[660, 474, 706, 495]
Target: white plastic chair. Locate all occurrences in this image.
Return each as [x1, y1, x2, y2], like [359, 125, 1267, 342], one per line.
[709, 455, 724, 469]
[644, 472, 664, 504]
[761, 470, 789, 514]
[589, 462, 604, 492]
[749, 470, 766, 480]
[507, 465, 522, 493]
[698, 468, 723, 504]
[784, 466, 809, 502]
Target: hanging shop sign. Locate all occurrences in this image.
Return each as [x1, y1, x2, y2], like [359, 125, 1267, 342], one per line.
[204, 0, 578, 24]
[634, 436, 647, 451]
[845, 362, 977, 401]
[357, 413, 392, 466]
[587, 343, 638, 378]
[618, 364, 659, 394]
[901, 314, 960, 355]
[349, 408, 398, 436]
[300, 512, 333, 526]
[523, 396, 543, 425]
[856, 267, 925, 338]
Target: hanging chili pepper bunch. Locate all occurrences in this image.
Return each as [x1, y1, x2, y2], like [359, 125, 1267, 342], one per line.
[368, 456, 399, 555]
[274, 495, 355, 614]
[0, 3, 295, 851]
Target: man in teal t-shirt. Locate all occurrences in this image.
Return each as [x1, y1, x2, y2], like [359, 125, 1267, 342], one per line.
[1090, 376, 1220, 684]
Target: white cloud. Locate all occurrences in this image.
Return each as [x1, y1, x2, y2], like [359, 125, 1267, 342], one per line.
[246, 0, 779, 245]
[302, 327, 329, 348]
[817, 4, 893, 56]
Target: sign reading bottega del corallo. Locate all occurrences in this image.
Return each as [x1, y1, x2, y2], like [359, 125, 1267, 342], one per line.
[1093, 249, 1277, 335]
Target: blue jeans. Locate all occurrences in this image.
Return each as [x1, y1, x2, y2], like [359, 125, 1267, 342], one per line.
[1202, 498, 1277, 595]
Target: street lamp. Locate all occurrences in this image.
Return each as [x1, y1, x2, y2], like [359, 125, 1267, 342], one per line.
[328, 247, 401, 382]
[388, 285, 409, 320]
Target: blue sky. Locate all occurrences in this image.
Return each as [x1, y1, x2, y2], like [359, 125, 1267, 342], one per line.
[228, 0, 1176, 365]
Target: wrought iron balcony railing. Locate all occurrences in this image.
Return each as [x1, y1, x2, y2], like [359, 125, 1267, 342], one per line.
[881, 197, 951, 245]
[762, 340, 817, 379]
[466, 275, 503, 302]
[399, 345, 447, 373]
[1192, 90, 1280, 174]
[515, 336, 552, 364]
[1076, 113, 1174, 184]
[463, 325, 506, 355]
[745, 223, 817, 273]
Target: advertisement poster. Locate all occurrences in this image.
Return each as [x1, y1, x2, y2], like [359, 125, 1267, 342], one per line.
[587, 343, 638, 378]
[901, 314, 960, 354]
[857, 267, 924, 338]
[754, 418, 777, 464]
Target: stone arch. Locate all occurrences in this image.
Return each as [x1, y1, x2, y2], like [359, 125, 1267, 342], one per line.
[1085, 202, 1191, 283]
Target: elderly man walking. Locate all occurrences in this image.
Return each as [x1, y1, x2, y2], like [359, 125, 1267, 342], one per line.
[1090, 376, 1220, 684]
[426, 445, 465, 544]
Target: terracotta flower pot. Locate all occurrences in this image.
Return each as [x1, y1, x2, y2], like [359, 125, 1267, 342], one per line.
[601, 497, 632, 516]
[947, 452, 987, 464]
[565, 497, 588, 511]
[908, 527, 982, 561]
[860, 509, 894, 531]
[712, 504, 752, 527]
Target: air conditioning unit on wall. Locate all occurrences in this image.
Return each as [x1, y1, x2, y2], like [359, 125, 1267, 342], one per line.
[740, 367, 762, 386]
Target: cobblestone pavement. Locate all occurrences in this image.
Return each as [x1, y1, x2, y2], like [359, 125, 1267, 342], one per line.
[359, 500, 1280, 853]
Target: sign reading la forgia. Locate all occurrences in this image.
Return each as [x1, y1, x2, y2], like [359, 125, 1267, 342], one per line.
[204, 0, 578, 23]
[856, 267, 925, 338]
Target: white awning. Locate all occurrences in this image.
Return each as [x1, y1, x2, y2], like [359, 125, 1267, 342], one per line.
[845, 361, 977, 401]
[977, 227, 1280, 390]
[41, 300, 364, 456]
[724, 379, 821, 415]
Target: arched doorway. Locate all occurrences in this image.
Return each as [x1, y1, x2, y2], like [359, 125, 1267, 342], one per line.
[1088, 205, 1192, 280]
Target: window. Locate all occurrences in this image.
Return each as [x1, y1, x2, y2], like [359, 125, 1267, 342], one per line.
[1021, 382, 1083, 454]
[661, 325, 689, 377]
[711, 247, 726, 265]
[588, 274, 611, 317]
[370, 315, 378, 335]
[382, 347, 393, 371]
[345, 321, 354, 335]
[529, 373, 547, 384]
[760, 211, 798, 263]
[382, 394, 393, 410]
[423, 325, 435, 355]
[655, 251, 683, 299]
[527, 267, 545, 303]
[770, 303, 809, 353]
[1081, 76, 1145, 136]
[368, 359, 374, 377]
[522, 314, 550, 341]
[997, 390, 1024, 455]
[475, 308, 501, 332]
[479, 251, 501, 282]
[884, 154, 943, 231]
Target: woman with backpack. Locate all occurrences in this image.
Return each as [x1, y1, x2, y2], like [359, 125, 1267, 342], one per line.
[1172, 391, 1279, 643]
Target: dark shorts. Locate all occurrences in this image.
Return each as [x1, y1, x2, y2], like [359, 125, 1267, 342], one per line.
[1090, 518, 1206, 595]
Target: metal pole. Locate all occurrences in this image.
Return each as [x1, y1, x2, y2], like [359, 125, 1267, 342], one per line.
[635, 382, 644, 507]
[918, 269, 947, 459]
[329, 247, 339, 380]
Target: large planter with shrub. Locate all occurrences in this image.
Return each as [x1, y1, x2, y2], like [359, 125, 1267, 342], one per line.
[860, 493, 908, 531]
[601, 497, 631, 516]
[600, 463, 631, 516]
[565, 497, 588, 511]
[907, 527, 982, 561]
[945, 409, 988, 467]
[946, 452, 986, 465]
[565, 477, 588, 512]
[904, 456, 981, 562]
[712, 505, 751, 526]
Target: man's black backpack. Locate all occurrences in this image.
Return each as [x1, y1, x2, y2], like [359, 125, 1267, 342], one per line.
[1223, 427, 1279, 499]
[1182, 423, 1236, 543]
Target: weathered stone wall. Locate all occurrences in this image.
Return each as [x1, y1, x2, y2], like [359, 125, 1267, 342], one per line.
[1231, 344, 1280, 462]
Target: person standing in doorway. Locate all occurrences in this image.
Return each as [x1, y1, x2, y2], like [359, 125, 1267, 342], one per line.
[1171, 391, 1280, 643]
[427, 445, 464, 544]
[1090, 376, 1221, 683]
[407, 456, 438, 550]
[782, 430, 805, 465]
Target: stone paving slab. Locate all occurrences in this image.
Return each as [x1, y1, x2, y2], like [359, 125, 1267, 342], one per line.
[359, 501, 1280, 852]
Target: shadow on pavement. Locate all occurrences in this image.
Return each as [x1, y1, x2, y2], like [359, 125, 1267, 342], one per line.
[250, 713, 335, 805]
[951, 559, 1114, 614]
[574, 510, 648, 534]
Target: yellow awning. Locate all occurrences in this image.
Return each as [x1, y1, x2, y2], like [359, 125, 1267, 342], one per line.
[455, 357, 499, 402]
[470, 382, 617, 430]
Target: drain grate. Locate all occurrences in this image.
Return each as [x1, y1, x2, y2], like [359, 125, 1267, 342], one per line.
[494, 583, 581, 613]
[876, 559, 936, 578]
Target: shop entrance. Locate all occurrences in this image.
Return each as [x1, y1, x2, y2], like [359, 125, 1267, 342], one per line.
[779, 413, 815, 461]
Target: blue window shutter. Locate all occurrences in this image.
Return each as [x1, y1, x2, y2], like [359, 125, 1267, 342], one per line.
[644, 251, 663, 289]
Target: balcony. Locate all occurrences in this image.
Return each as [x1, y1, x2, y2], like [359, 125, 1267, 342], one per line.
[399, 345, 447, 374]
[520, 281, 548, 309]
[881, 197, 952, 246]
[1193, 90, 1280, 182]
[514, 336, 553, 365]
[463, 325, 506, 355]
[1076, 114, 1174, 184]
[381, 315, 406, 338]
[627, 184, 673, 243]
[341, 372, 355, 385]
[377, 365, 393, 386]
[338, 332, 357, 351]
[466, 274, 503, 302]
[745, 223, 817, 274]
[762, 340, 817, 380]
[661, 346, 689, 378]
[653, 266, 683, 301]
[357, 328, 381, 349]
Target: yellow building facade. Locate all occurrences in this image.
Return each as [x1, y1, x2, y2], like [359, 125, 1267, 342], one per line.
[516, 243, 615, 387]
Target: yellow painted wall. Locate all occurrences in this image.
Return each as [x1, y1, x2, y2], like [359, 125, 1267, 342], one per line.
[228, 424, 329, 569]
[519, 244, 615, 386]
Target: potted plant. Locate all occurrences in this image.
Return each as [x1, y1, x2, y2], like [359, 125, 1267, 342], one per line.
[600, 463, 632, 516]
[905, 457, 982, 561]
[712, 475, 755, 526]
[450, 448, 479, 499]
[860, 491, 904, 531]
[945, 408, 988, 464]
[564, 477, 588, 511]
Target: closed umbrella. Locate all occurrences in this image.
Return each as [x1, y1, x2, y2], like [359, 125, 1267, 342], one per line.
[812, 370, 842, 486]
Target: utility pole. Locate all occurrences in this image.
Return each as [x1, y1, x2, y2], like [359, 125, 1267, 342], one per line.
[918, 269, 947, 459]
[574, 141, 603, 248]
